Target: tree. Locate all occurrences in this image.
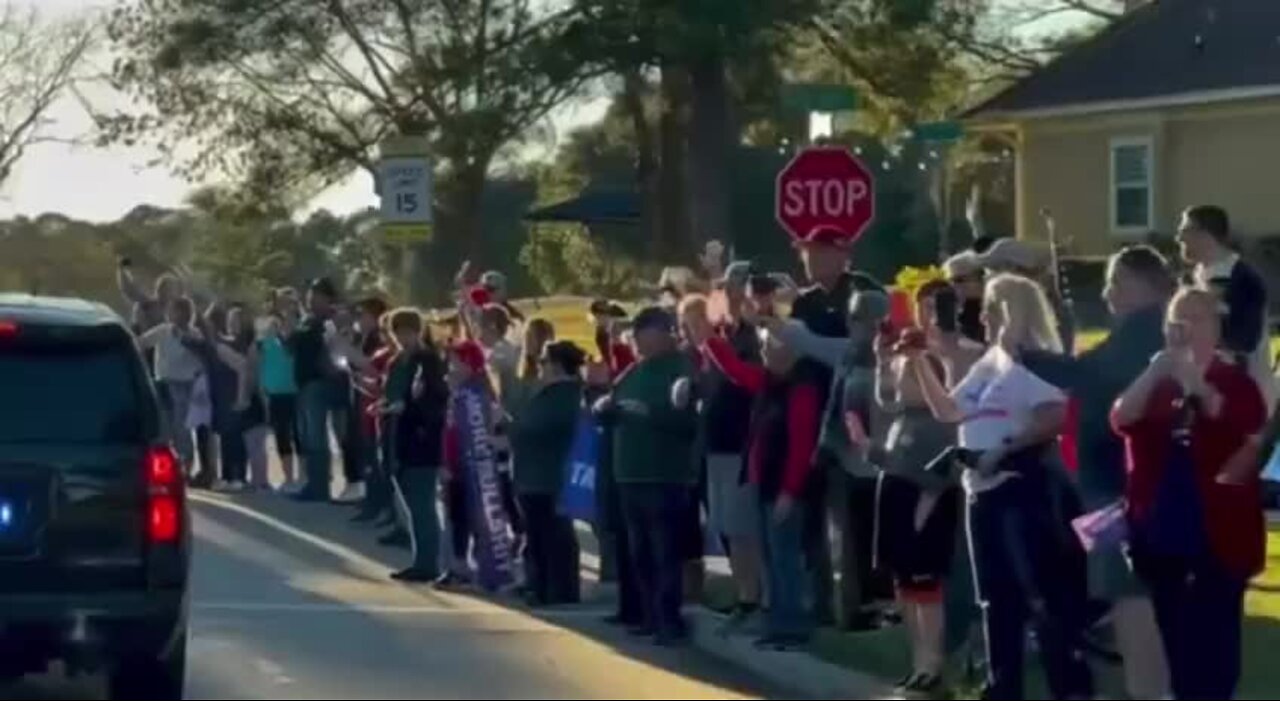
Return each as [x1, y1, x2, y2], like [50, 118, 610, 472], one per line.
[799, 1, 986, 135]
[104, 0, 594, 301]
[949, 0, 1125, 83]
[562, 0, 825, 256]
[0, 7, 93, 186]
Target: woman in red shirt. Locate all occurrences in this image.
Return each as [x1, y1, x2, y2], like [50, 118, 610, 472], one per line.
[1112, 287, 1267, 700]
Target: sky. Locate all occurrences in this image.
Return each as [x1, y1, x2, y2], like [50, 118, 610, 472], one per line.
[0, 0, 1085, 223]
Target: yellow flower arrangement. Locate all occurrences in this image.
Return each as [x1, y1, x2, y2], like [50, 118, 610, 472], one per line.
[892, 265, 947, 301]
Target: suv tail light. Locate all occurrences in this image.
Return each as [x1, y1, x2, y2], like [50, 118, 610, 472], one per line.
[145, 446, 182, 544]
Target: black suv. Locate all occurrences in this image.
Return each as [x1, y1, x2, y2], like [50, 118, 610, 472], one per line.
[0, 295, 189, 699]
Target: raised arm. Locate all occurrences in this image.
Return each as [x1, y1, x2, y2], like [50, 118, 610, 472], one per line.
[701, 336, 767, 394]
[770, 318, 846, 369]
[1112, 356, 1174, 429]
[135, 323, 169, 351]
[117, 265, 151, 306]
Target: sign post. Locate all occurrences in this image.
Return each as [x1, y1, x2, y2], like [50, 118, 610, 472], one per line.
[774, 146, 877, 244]
[376, 137, 433, 244]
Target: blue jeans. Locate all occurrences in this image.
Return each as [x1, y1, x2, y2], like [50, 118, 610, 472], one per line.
[621, 483, 689, 637]
[967, 477, 1093, 700]
[395, 467, 441, 576]
[760, 497, 811, 638]
[297, 381, 332, 498]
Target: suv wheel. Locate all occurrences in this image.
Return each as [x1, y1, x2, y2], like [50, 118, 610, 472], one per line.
[108, 634, 186, 700]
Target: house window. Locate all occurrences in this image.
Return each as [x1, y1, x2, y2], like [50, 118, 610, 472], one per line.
[1110, 137, 1154, 233]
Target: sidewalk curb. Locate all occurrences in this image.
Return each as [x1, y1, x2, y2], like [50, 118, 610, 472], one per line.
[687, 609, 892, 700]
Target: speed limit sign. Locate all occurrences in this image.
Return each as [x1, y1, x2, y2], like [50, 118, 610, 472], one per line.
[378, 154, 433, 242]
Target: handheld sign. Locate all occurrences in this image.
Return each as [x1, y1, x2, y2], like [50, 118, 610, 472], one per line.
[775, 146, 876, 244]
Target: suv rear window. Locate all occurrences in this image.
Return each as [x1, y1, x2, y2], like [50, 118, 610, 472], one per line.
[0, 329, 155, 444]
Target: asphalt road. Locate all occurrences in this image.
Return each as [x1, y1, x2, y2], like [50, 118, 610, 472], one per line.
[0, 491, 776, 700]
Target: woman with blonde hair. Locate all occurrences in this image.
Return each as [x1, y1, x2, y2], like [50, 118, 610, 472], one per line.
[908, 272, 1093, 701]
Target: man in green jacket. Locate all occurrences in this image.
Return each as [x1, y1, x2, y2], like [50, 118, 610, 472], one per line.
[595, 306, 699, 645]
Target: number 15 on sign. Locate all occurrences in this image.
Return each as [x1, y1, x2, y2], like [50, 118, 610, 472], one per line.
[379, 156, 433, 224]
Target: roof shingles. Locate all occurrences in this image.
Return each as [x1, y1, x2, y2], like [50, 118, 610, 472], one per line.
[967, 0, 1280, 118]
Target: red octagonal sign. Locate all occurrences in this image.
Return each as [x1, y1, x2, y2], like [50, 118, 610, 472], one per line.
[775, 146, 876, 244]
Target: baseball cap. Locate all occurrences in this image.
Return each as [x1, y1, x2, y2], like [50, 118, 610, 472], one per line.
[631, 306, 676, 335]
[943, 251, 982, 280]
[715, 261, 754, 289]
[974, 238, 1048, 272]
[746, 273, 779, 297]
[589, 299, 628, 319]
[480, 270, 507, 292]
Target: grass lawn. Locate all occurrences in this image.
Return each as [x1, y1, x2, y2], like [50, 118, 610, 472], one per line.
[796, 529, 1280, 700]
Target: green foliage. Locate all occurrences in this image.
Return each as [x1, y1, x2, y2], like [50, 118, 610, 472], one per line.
[519, 225, 644, 298]
[0, 203, 394, 314]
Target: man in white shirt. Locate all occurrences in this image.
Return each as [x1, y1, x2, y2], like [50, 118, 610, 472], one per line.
[1178, 205, 1271, 401]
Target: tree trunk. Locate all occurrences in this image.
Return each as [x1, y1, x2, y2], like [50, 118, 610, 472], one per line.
[411, 155, 490, 304]
[621, 70, 662, 259]
[686, 50, 735, 254]
[658, 61, 693, 263]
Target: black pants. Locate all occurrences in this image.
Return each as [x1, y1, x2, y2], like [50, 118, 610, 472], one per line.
[1139, 554, 1246, 700]
[500, 473, 525, 536]
[266, 393, 298, 458]
[446, 478, 471, 563]
[621, 483, 690, 636]
[613, 512, 643, 622]
[334, 400, 365, 485]
[811, 466, 892, 628]
[518, 493, 580, 605]
[195, 426, 216, 479]
[219, 419, 248, 483]
[968, 477, 1093, 701]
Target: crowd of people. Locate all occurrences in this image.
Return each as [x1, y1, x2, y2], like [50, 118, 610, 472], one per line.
[118, 202, 1278, 700]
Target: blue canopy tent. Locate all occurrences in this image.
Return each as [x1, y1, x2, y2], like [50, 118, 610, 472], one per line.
[523, 189, 641, 225]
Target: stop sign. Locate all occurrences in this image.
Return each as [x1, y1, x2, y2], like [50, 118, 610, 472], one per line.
[775, 146, 876, 244]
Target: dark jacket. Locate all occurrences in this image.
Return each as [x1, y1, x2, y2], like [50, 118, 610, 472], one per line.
[393, 349, 449, 469]
[1022, 304, 1165, 505]
[1211, 258, 1268, 359]
[597, 350, 698, 485]
[511, 379, 583, 495]
[703, 320, 760, 455]
[288, 314, 333, 387]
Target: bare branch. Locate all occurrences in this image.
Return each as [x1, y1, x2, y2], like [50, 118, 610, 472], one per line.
[0, 7, 94, 185]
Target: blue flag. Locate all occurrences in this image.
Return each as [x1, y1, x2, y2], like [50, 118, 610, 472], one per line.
[453, 381, 518, 592]
[558, 414, 598, 523]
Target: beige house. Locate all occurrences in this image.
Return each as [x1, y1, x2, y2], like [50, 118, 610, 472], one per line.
[965, 0, 1280, 256]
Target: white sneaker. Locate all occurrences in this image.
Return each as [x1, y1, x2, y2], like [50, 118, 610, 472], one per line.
[279, 479, 303, 495]
[214, 480, 248, 494]
[335, 483, 366, 504]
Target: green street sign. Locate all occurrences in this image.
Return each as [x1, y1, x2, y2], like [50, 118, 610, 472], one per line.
[912, 121, 964, 143]
[781, 84, 858, 113]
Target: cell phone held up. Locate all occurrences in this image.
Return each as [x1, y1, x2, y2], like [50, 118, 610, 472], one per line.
[933, 286, 959, 334]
